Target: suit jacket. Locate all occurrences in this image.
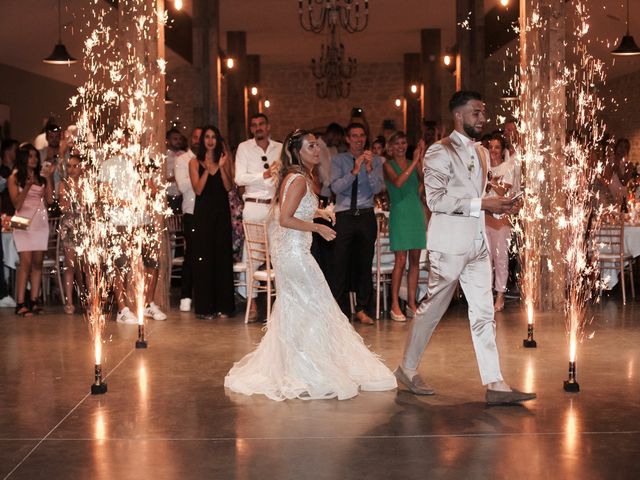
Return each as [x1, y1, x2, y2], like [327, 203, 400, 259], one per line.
[424, 132, 489, 255]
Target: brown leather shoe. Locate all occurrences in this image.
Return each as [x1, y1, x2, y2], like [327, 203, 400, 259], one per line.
[394, 367, 435, 395]
[355, 310, 375, 325]
[486, 388, 536, 405]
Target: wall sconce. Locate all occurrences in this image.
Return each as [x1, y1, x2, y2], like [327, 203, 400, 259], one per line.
[394, 98, 403, 108]
[263, 99, 271, 109]
[220, 50, 236, 76]
[250, 86, 259, 96]
[500, 0, 509, 6]
[410, 84, 419, 95]
[173, 0, 183, 10]
[442, 52, 456, 73]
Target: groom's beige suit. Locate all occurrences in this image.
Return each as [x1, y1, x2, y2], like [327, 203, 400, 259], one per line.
[402, 130, 504, 386]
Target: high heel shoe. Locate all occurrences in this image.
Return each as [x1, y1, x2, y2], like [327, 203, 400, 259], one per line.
[390, 310, 407, 322]
[15, 303, 32, 317]
[64, 304, 75, 315]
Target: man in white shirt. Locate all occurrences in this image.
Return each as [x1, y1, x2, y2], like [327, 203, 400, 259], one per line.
[174, 127, 201, 311]
[165, 128, 184, 213]
[99, 142, 167, 324]
[234, 113, 282, 321]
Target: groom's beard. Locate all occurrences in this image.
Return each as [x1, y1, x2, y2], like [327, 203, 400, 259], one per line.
[463, 122, 481, 140]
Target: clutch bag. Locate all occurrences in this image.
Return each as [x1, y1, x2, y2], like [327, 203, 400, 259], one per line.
[10, 215, 31, 230]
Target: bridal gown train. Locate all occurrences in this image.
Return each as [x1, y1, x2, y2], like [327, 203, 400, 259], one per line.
[224, 174, 397, 401]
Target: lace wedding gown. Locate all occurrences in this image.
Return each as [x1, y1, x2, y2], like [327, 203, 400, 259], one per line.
[224, 174, 397, 401]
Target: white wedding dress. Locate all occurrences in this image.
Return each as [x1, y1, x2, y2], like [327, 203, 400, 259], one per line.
[224, 174, 397, 401]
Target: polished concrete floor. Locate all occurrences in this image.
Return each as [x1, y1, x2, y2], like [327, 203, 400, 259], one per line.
[1, 295, 639, 480]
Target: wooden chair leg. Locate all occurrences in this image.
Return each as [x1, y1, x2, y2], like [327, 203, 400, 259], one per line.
[629, 260, 636, 299]
[620, 261, 626, 305]
[266, 280, 271, 322]
[244, 276, 254, 324]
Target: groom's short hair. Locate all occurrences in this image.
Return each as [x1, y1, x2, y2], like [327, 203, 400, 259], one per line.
[449, 91, 483, 112]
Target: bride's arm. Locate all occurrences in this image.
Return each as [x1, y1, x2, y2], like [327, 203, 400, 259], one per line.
[280, 176, 336, 241]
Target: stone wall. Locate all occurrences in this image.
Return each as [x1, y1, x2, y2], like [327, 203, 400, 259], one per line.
[259, 62, 405, 142]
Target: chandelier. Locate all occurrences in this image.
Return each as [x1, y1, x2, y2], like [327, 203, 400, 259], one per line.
[298, 0, 369, 34]
[311, 26, 356, 99]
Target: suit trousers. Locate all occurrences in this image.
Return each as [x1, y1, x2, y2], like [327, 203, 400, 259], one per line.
[402, 239, 504, 386]
[330, 210, 377, 316]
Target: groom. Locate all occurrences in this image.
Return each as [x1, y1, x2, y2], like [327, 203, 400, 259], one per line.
[395, 91, 536, 405]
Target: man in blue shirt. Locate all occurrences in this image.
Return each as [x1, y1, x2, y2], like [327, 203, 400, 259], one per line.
[329, 123, 384, 324]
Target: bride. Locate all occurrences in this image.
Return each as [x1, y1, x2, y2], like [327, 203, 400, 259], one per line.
[224, 129, 397, 401]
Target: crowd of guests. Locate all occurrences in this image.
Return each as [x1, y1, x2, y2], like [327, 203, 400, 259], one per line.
[1, 112, 634, 321]
[164, 112, 529, 324]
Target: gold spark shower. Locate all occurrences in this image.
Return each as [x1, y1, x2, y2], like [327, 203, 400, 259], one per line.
[68, 0, 169, 391]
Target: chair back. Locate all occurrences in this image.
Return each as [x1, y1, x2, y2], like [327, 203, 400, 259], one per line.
[243, 222, 272, 274]
[595, 213, 624, 261]
[167, 214, 184, 252]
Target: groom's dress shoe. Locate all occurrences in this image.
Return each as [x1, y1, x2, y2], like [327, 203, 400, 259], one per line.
[486, 388, 536, 405]
[394, 368, 435, 395]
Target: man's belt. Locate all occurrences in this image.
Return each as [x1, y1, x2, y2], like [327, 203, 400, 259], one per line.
[244, 197, 272, 205]
[336, 207, 374, 216]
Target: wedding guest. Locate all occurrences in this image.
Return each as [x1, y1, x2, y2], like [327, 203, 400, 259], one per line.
[322, 122, 346, 156]
[0, 139, 18, 308]
[165, 128, 184, 213]
[1, 140, 18, 216]
[608, 138, 633, 202]
[372, 136, 386, 158]
[189, 125, 235, 318]
[329, 122, 384, 324]
[234, 113, 282, 320]
[58, 154, 83, 314]
[383, 132, 426, 322]
[485, 133, 515, 312]
[99, 135, 167, 324]
[174, 127, 201, 312]
[8, 144, 54, 316]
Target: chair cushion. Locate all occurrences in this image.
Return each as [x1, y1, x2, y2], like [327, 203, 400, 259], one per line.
[233, 262, 247, 273]
[253, 270, 275, 281]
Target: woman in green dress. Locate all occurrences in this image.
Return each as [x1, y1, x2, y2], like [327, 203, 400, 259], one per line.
[383, 132, 427, 322]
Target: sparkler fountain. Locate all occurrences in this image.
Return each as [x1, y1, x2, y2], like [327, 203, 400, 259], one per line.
[558, 1, 608, 392]
[69, 0, 168, 390]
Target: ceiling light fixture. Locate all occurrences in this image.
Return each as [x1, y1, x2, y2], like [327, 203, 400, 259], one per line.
[611, 0, 640, 56]
[43, 0, 77, 65]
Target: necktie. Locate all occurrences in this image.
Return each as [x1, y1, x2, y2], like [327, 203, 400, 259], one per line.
[351, 158, 358, 210]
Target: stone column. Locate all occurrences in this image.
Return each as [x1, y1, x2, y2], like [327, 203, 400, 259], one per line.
[404, 53, 422, 146]
[421, 28, 442, 125]
[192, 0, 220, 126]
[456, 0, 485, 94]
[245, 55, 261, 125]
[226, 31, 248, 150]
[519, 0, 566, 311]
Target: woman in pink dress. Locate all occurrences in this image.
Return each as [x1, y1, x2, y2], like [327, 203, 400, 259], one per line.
[8, 144, 54, 316]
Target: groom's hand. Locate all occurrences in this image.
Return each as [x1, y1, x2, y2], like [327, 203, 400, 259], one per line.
[481, 196, 516, 214]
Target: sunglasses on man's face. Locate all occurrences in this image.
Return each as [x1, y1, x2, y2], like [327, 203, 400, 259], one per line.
[262, 155, 269, 169]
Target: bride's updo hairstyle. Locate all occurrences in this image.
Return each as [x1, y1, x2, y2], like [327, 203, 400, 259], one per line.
[273, 129, 313, 206]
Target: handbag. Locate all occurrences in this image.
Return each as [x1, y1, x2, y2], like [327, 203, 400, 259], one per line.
[10, 215, 32, 230]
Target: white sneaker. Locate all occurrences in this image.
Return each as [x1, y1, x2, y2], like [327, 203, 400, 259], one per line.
[144, 302, 167, 321]
[179, 298, 191, 312]
[116, 307, 138, 324]
[0, 295, 17, 308]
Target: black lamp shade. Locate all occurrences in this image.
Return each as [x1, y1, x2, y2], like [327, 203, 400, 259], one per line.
[43, 43, 77, 65]
[611, 35, 640, 56]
